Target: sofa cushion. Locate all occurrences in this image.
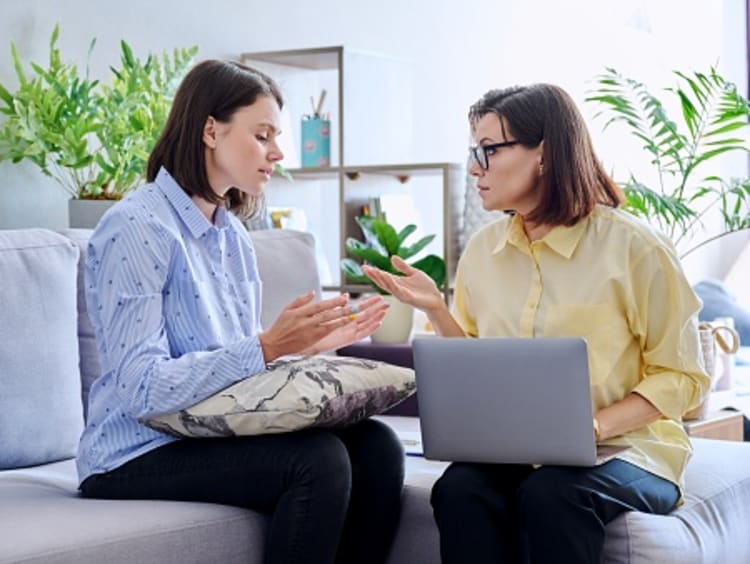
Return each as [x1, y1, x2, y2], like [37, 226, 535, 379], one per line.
[0, 459, 266, 564]
[247, 229, 322, 330]
[57, 228, 100, 422]
[694, 279, 750, 346]
[143, 355, 416, 437]
[604, 438, 750, 563]
[0, 229, 83, 469]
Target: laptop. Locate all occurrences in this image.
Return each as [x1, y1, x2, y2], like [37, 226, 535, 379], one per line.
[412, 337, 628, 466]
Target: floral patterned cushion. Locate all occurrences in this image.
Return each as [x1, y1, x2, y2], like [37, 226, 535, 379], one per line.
[142, 355, 415, 438]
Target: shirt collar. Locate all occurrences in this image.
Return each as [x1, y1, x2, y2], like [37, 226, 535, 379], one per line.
[155, 167, 230, 238]
[492, 213, 525, 254]
[492, 212, 587, 259]
[542, 218, 588, 258]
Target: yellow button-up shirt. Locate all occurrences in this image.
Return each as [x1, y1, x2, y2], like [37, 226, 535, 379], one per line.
[452, 205, 711, 490]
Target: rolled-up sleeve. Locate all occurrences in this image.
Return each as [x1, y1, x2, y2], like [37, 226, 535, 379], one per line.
[629, 244, 711, 420]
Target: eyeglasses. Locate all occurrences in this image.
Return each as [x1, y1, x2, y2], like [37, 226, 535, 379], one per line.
[469, 140, 519, 170]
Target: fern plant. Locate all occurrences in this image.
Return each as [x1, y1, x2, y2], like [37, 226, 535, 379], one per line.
[341, 215, 446, 295]
[586, 67, 750, 257]
[0, 25, 197, 199]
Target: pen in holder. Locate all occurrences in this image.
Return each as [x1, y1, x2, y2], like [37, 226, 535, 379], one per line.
[301, 89, 330, 167]
[301, 116, 331, 167]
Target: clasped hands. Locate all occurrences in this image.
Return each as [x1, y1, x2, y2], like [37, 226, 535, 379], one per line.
[259, 291, 388, 362]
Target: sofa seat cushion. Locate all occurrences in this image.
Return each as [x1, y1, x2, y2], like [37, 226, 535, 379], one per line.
[0, 229, 83, 469]
[0, 459, 266, 564]
[0, 456, 441, 564]
[603, 438, 750, 564]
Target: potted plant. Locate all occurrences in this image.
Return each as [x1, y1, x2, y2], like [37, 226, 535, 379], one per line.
[341, 215, 446, 343]
[585, 66, 750, 258]
[0, 25, 197, 227]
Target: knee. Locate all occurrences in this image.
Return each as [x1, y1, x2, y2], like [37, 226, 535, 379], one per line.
[431, 464, 486, 512]
[293, 432, 351, 496]
[517, 470, 588, 524]
[353, 419, 404, 473]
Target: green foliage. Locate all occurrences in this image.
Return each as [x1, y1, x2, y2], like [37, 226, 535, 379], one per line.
[341, 215, 447, 295]
[586, 66, 750, 257]
[0, 25, 197, 199]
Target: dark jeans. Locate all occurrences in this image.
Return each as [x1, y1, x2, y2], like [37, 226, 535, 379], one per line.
[80, 419, 404, 564]
[430, 459, 679, 564]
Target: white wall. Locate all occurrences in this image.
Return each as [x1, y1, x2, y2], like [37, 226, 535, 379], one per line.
[0, 0, 747, 280]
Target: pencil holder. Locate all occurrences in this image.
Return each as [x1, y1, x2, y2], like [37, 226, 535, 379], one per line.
[301, 118, 331, 167]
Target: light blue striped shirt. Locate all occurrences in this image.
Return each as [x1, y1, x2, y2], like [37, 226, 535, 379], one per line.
[77, 167, 266, 483]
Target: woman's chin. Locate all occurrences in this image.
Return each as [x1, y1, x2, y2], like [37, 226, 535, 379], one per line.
[480, 198, 496, 211]
[234, 184, 264, 197]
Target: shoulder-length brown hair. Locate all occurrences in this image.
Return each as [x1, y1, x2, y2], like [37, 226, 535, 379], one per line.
[147, 59, 283, 219]
[469, 84, 623, 226]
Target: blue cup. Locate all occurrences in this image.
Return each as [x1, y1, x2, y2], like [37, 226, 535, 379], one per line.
[301, 118, 331, 167]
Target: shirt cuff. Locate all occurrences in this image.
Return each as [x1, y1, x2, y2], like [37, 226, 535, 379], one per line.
[632, 372, 702, 421]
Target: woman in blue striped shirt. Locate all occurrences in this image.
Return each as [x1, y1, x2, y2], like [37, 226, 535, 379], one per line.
[77, 59, 402, 564]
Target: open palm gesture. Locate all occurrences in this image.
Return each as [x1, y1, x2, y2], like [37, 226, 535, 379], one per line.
[362, 256, 444, 313]
[306, 295, 388, 353]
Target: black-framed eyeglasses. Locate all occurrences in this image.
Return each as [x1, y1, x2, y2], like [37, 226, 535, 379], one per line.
[469, 141, 519, 170]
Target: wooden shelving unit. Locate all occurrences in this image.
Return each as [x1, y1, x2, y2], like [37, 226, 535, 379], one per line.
[240, 46, 462, 300]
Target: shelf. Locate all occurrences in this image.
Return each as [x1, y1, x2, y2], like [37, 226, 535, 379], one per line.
[243, 46, 461, 305]
[323, 284, 374, 295]
[276, 163, 462, 182]
[279, 163, 463, 181]
[343, 162, 461, 178]
[281, 167, 341, 180]
[323, 284, 456, 296]
[240, 46, 342, 70]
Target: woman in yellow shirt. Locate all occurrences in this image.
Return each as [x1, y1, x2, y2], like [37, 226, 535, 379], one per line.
[363, 84, 710, 564]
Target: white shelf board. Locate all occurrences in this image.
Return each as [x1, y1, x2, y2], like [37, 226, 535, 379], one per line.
[240, 46, 343, 70]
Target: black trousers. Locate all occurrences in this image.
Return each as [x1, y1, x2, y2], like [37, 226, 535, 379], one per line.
[80, 419, 404, 564]
[430, 459, 680, 564]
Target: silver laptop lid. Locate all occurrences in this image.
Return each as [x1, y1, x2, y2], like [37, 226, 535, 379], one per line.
[413, 337, 596, 466]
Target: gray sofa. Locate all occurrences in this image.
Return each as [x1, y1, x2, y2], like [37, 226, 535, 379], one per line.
[2, 227, 750, 564]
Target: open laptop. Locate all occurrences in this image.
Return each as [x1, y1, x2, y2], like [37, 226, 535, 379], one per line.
[412, 337, 628, 466]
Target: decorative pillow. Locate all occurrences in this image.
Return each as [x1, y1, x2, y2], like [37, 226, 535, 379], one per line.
[142, 355, 415, 438]
[0, 229, 83, 469]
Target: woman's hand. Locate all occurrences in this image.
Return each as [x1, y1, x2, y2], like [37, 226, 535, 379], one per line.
[303, 295, 389, 354]
[362, 256, 444, 313]
[259, 292, 358, 362]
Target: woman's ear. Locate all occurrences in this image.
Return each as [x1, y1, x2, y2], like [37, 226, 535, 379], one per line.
[537, 140, 545, 177]
[203, 116, 217, 149]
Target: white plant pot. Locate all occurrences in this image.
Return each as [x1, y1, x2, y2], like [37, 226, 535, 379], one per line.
[68, 199, 117, 229]
[371, 295, 414, 344]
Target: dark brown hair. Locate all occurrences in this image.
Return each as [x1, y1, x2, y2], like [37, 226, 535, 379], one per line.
[469, 84, 623, 226]
[147, 59, 283, 219]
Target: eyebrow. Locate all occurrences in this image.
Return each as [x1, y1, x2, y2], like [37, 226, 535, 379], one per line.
[477, 137, 498, 144]
[258, 121, 281, 135]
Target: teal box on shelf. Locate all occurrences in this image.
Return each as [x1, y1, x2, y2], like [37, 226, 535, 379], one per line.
[301, 118, 331, 167]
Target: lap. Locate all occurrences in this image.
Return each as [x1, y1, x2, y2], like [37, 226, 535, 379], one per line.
[436, 459, 679, 517]
[81, 418, 402, 508]
[522, 460, 679, 515]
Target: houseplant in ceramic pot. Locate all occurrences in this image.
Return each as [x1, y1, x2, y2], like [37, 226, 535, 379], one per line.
[586, 66, 750, 415]
[341, 215, 446, 343]
[0, 25, 197, 227]
[586, 66, 750, 259]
